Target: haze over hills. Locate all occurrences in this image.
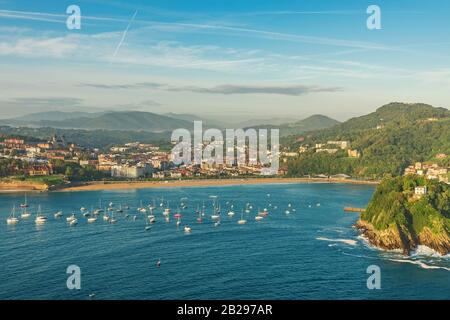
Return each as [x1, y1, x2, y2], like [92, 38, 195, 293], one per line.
[0, 110, 340, 133]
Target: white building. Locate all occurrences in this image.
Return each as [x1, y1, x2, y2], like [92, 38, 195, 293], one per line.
[414, 186, 428, 196]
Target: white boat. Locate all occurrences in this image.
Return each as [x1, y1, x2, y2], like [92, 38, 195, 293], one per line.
[20, 194, 29, 208]
[184, 225, 192, 233]
[87, 216, 97, 223]
[176, 220, 181, 227]
[93, 209, 102, 215]
[145, 225, 152, 231]
[66, 214, 76, 222]
[109, 212, 117, 224]
[258, 208, 269, 217]
[21, 208, 31, 219]
[149, 217, 156, 224]
[214, 221, 221, 227]
[80, 207, 87, 212]
[211, 214, 220, 220]
[255, 215, 264, 221]
[7, 205, 19, 225]
[69, 218, 78, 226]
[103, 214, 110, 222]
[237, 210, 247, 225]
[285, 209, 290, 214]
[82, 212, 90, 217]
[35, 205, 47, 225]
[165, 216, 170, 223]
[54, 211, 63, 218]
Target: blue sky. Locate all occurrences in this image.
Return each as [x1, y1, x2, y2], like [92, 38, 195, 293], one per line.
[0, 0, 449, 121]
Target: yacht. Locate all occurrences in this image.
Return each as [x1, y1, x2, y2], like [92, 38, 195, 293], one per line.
[34, 205, 47, 225]
[87, 216, 97, 223]
[54, 211, 63, 218]
[7, 205, 19, 225]
[237, 210, 247, 225]
[66, 214, 76, 222]
[20, 194, 29, 208]
[21, 208, 31, 219]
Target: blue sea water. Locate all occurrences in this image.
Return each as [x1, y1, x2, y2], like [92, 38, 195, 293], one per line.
[0, 183, 448, 300]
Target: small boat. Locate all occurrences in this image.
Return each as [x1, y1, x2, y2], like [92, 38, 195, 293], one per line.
[174, 213, 182, 219]
[87, 216, 97, 223]
[66, 214, 76, 222]
[214, 221, 221, 227]
[258, 208, 269, 217]
[255, 215, 264, 221]
[21, 208, 31, 219]
[69, 218, 78, 226]
[316, 203, 321, 207]
[163, 207, 170, 216]
[20, 194, 29, 208]
[184, 225, 192, 233]
[82, 212, 90, 217]
[54, 211, 63, 218]
[237, 210, 247, 225]
[93, 209, 102, 215]
[285, 209, 290, 214]
[103, 214, 110, 222]
[176, 220, 181, 227]
[80, 207, 87, 212]
[149, 217, 156, 224]
[35, 205, 47, 225]
[145, 225, 152, 231]
[109, 218, 117, 224]
[7, 205, 19, 225]
[165, 216, 170, 223]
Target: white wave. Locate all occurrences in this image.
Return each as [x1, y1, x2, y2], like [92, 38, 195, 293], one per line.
[316, 237, 357, 246]
[389, 258, 450, 272]
[411, 245, 450, 259]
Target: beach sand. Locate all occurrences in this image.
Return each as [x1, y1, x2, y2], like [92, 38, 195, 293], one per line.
[56, 178, 379, 192]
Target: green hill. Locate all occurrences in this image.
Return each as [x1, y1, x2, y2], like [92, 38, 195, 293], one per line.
[251, 114, 340, 136]
[356, 175, 450, 255]
[286, 103, 450, 179]
[38, 111, 193, 132]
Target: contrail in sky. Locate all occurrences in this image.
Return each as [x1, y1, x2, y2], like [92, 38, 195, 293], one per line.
[110, 10, 137, 64]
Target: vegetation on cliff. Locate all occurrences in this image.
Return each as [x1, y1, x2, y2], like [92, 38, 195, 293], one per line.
[356, 175, 450, 255]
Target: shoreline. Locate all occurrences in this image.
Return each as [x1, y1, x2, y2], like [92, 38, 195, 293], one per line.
[0, 177, 379, 193]
[55, 177, 379, 192]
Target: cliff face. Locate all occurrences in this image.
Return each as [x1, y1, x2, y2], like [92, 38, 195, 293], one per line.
[355, 176, 450, 256]
[355, 220, 449, 255]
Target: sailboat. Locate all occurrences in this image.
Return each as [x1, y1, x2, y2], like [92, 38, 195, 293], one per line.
[69, 218, 78, 226]
[21, 207, 31, 219]
[6, 205, 19, 224]
[20, 194, 28, 208]
[184, 225, 192, 233]
[237, 209, 247, 225]
[163, 201, 171, 216]
[210, 200, 220, 220]
[258, 208, 269, 217]
[87, 215, 97, 223]
[66, 213, 76, 222]
[145, 215, 152, 231]
[196, 205, 203, 223]
[109, 211, 117, 224]
[227, 204, 235, 217]
[35, 205, 47, 225]
[54, 211, 63, 218]
[116, 204, 123, 213]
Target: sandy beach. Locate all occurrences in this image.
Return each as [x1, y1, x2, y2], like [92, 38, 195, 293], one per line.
[56, 178, 379, 192]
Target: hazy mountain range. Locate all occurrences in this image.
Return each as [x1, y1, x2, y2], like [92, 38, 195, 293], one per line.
[0, 110, 340, 134]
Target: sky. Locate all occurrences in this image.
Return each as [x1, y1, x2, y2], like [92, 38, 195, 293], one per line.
[0, 0, 449, 121]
